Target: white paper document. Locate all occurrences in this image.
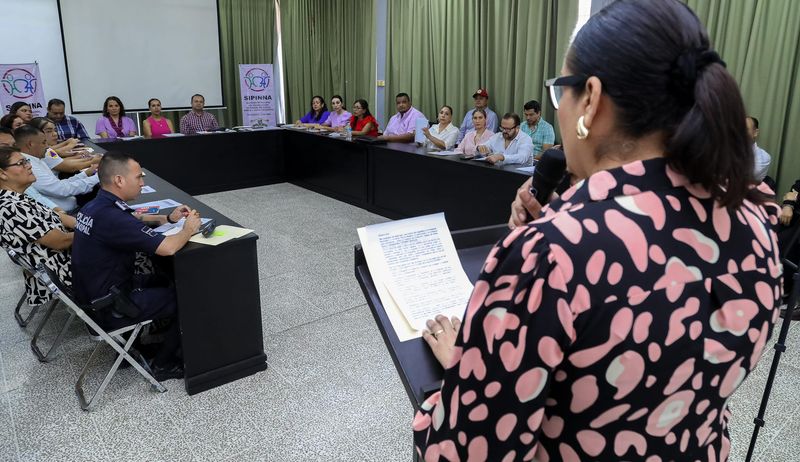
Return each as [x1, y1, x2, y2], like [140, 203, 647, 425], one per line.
[414, 118, 428, 144]
[129, 199, 181, 210]
[358, 213, 473, 341]
[426, 150, 457, 156]
[161, 133, 185, 138]
[140, 185, 156, 194]
[152, 217, 212, 236]
[120, 136, 144, 141]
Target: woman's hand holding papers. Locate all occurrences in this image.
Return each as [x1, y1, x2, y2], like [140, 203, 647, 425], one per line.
[422, 314, 462, 368]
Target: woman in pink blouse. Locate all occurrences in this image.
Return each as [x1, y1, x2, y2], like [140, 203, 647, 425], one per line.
[453, 108, 493, 156]
[142, 98, 174, 139]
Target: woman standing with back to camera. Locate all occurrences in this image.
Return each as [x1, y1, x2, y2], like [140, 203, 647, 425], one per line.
[414, 0, 781, 460]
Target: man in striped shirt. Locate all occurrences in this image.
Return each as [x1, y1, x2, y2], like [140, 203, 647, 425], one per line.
[179, 94, 219, 134]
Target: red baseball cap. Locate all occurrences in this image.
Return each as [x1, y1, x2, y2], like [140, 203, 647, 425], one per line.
[472, 88, 489, 98]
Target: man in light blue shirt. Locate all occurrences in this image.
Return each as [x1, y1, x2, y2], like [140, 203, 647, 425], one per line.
[476, 113, 533, 166]
[456, 88, 498, 143]
[521, 100, 555, 158]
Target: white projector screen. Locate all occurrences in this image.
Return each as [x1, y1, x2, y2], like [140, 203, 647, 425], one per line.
[58, 0, 223, 113]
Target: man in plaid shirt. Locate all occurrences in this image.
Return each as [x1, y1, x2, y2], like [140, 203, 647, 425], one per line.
[521, 100, 555, 159]
[47, 99, 90, 140]
[179, 94, 219, 134]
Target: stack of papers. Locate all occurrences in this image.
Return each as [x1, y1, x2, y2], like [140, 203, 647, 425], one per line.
[358, 213, 473, 341]
[152, 217, 212, 236]
[130, 199, 181, 210]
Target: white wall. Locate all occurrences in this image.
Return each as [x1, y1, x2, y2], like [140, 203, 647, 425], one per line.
[0, 0, 102, 131]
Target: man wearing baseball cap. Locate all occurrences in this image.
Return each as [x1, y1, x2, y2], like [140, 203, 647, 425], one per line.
[456, 88, 498, 144]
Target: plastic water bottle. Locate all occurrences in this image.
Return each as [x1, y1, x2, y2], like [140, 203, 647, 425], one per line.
[345, 125, 352, 141]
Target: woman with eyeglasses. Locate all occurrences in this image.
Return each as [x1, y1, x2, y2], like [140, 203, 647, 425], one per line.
[345, 99, 379, 137]
[316, 95, 351, 131]
[0, 146, 75, 308]
[414, 1, 779, 460]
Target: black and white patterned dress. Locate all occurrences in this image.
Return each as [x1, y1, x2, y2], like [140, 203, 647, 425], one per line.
[0, 189, 72, 305]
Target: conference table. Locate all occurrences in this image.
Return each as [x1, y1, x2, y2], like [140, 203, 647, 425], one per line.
[88, 128, 530, 394]
[88, 139, 268, 395]
[94, 127, 529, 230]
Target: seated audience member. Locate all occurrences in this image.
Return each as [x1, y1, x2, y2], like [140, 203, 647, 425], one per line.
[521, 99, 555, 157]
[96, 96, 137, 139]
[29, 117, 96, 174]
[0, 127, 61, 211]
[46, 98, 90, 140]
[0, 128, 14, 147]
[476, 112, 533, 165]
[421, 105, 459, 150]
[179, 94, 219, 134]
[457, 88, 499, 143]
[295, 95, 330, 126]
[379, 93, 426, 143]
[747, 116, 771, 182]
[0, 146, 74, 307]
[15, 125, 98, 212]
[0, 114, 24, 130]
[72, 151, 201, 379]
[142, 98, 174, 139]
[778, 182, 800, 310]
[347, 99, 379, 137]
[317, 95, 351, 130]
[9, 102, 33, 123]
[453, 108, 494, 156]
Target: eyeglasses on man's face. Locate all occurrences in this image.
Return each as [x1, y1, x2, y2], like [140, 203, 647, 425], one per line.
[545, 74, 588, 110]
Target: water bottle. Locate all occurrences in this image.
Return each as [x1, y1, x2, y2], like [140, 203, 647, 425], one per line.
[345, 125, 352, 141]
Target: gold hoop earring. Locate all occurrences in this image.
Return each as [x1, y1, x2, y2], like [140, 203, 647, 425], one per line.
[576, 115, 589, 140]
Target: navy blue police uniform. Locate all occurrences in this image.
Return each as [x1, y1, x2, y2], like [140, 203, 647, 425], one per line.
[72, 189, 180, 368]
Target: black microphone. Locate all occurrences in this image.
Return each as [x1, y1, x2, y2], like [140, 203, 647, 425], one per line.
[528, 147, 567, 205]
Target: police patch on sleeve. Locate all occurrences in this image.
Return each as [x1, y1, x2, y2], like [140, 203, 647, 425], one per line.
[140, 226, 157, 237]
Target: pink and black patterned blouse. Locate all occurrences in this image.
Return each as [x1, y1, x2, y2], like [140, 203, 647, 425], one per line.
[413, 157, 781, 461]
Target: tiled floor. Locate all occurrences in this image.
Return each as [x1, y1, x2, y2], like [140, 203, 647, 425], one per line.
[0, 182, 798, 461]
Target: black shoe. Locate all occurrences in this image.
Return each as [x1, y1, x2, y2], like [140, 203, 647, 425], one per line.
[152, 363, 184, 381]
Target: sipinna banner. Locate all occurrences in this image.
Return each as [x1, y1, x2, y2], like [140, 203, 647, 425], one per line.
[238, 64, 276, 127]
[0, 63, 47, 117]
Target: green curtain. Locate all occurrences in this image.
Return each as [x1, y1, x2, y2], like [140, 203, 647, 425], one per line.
[686, 0, 800, 193]
[280, 0, 376, 122]
[385, 0, 579, 137]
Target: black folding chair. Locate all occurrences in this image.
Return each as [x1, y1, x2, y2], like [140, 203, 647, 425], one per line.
[31, 263, 167, 410]
[4, 248, 72, 362]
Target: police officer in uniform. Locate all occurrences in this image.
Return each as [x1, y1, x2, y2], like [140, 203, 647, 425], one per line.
[71, 151, 201, 380]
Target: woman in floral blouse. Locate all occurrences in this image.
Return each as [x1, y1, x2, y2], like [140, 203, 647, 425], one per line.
[414, 1, 781, 461]
[0, 146, 74, 305]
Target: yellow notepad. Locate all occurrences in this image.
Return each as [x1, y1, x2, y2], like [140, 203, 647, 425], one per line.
[188, 225, 254, 246]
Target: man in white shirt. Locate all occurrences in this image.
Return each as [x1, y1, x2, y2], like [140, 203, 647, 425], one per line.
[14, 125, 99, 212]
[747, 116, 771, 182]
[476, 113, 534, 166]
